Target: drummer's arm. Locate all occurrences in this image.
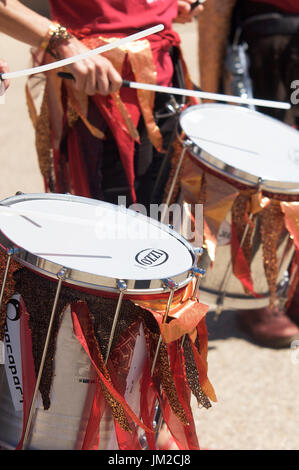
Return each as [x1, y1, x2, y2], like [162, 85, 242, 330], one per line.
[0, 0, 122, 95]
[0, 0, 50, 47]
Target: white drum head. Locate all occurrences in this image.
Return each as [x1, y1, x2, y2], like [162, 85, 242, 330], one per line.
[0, 194, 195, 293]
[180, 104, 299, 194]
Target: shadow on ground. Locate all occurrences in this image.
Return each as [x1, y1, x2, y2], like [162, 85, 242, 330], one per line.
[206, 309, 253, 345]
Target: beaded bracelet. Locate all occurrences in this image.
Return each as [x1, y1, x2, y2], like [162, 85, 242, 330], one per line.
[40, 22, 73, 54]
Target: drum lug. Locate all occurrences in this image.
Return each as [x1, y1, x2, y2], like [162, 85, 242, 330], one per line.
[183, 138, 193, 149]
[192, 266, 206, 277]
[257, 177, 264, 190]
[193, 247, 204, 266]
[154, 96, 183, 119]
[166, 97, 184, 115]
[7, 247, 20, 256]
[57, 267, 68, 280]
[194, 247, 204, 256]
[162, 278, 178, 291]
[117, 279, 127, 291]
[0, 247, 19, 313]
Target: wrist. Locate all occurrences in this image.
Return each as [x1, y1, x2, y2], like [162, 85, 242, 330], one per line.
[40, 22, 73, 57]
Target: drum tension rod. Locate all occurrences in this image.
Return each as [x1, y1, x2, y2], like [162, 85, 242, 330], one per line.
[105, 279, 127, 365]
[190, 247, 205, 303]
[22, 266, 68, 450]
[192, 267, 206, 300]
[181, 249, 206, 349]
[0, 247, 20, 313]
[278, 244, 297, 311]
[150, 279, 178, 377]
[160, 140, 193, 224]
[150, 279, 177, 443]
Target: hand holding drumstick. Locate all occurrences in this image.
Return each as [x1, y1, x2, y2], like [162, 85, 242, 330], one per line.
[175, 0, 206, 23]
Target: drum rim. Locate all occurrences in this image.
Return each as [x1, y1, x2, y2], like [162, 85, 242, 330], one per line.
[180, 103, 299, 196]
[0, 193, 196, 295]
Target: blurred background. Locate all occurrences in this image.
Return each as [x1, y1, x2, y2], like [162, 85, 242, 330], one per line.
[0, 0, 298, 451]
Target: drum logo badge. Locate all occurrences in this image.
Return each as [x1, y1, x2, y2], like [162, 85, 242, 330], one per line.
[135, 248, 168, 267]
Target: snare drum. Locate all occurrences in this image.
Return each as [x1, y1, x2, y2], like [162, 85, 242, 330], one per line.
[0, 193, 210, 450]
[168, 104, 299, 311]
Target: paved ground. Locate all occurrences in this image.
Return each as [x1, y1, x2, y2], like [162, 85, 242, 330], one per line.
[0, 14, 298, 451]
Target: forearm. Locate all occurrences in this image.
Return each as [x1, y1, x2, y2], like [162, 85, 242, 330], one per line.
[0, 0, 122, 96]
[0, 0, 51, 47]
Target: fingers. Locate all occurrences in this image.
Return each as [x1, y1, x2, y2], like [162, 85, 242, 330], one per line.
[94, 62, 111, 96]
[0, 59, 10, 96]
[106, 64, 123, 94]
[67, 56, 122, 96]
[56, 37, 122, 96]
[84, 60, 97, 96]
[175, 0, 204, 23]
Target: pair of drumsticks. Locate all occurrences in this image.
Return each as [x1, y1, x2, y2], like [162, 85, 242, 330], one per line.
[0, 23, 290, 111]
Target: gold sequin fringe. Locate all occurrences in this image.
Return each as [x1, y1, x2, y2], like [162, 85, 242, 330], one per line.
[183, 336, 211, 409]
[260, 201, 285, 308]
[34, 89, 52, 183]
[74, 300, 132, 432]
[156, 337, 189, 425]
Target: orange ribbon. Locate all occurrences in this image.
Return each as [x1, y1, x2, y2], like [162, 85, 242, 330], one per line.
[135, 279, 209, 343]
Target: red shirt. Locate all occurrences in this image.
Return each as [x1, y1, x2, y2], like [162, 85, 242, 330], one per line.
[49, 0, 178, 36]
[251, 0, 299, 14]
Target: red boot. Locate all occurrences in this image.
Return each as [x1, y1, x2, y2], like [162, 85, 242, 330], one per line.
[237, 306, 299, 348]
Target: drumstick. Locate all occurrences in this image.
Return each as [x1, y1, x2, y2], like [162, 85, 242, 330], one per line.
[0, 204, 114, 229]
[0, 24, 164, 80]
[34, 253, 112, 259]
[190, 0, 206, 10]
[0, 204, 42, 228]
[122, 80, 291, 110]
[59, 71, 291, 110]
[0, 208, 114, 258]
[56, 74, 290, 110]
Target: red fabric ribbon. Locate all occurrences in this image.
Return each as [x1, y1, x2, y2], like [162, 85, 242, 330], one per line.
[231, 219, 263, 298]
[92, 92, 137, 202]
[167, 342, 200, 450]
[71, 302, 154, 449]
